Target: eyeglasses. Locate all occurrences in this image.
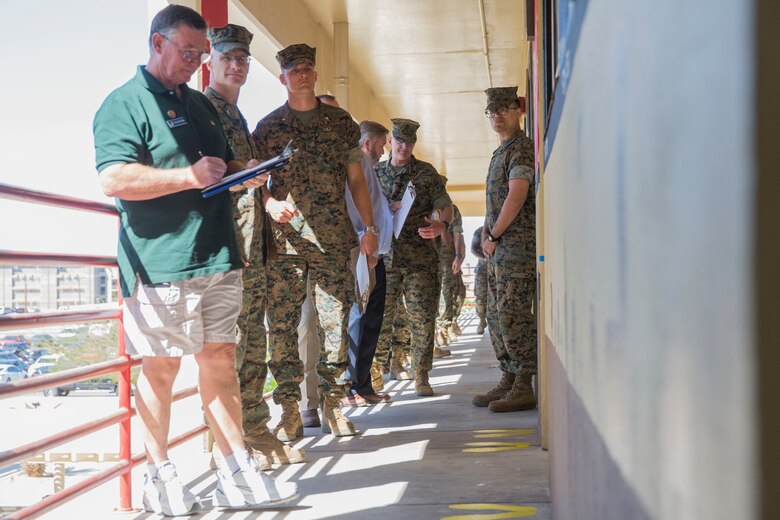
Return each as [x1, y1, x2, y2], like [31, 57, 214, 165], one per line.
[484, 106, 517, 118]
[219, 54, 252, 66]
[162, 34, 210, 64]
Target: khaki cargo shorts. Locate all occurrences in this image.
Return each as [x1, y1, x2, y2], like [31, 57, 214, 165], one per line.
[123, 270, 242, 357]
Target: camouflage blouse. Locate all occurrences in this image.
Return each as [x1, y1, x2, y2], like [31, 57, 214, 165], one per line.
[485, 131, 536, 270]
[376, 156, 452, 269]
[252, 101, 361, 259]
[204, 87, 264, 266]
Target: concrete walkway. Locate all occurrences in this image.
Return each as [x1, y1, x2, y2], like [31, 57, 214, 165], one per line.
[37, 312, 550, 519]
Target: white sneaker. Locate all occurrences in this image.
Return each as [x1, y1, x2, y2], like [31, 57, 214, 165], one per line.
[214, 465, 299, 510]
[142, 462, 202, 516]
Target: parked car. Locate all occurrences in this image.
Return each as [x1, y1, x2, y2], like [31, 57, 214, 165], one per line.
[0, 364, 28, 383]
[45, 378, 121, 397]
[0, 354, 27, 371]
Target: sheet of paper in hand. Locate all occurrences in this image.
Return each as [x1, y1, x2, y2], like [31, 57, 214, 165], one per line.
[393, 181, 416, 239]
[202, 140, 296, 198]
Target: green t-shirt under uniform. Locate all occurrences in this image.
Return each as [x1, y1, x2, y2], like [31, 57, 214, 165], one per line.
[93, 66, 242, 297]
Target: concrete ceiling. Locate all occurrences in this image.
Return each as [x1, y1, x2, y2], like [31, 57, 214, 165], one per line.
[300, 0, 530, 215]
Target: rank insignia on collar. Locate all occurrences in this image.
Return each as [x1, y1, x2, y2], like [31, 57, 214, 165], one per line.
[167, 110, 176, 118]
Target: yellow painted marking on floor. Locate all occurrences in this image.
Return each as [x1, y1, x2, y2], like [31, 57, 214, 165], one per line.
[441, 503, 538, 519]
[473, 429, 535, 435]
[474, 431, 535, 439]
[462, 441, 531, 453]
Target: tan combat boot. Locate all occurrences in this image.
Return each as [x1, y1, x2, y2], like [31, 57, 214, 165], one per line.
[438, 326, 449, 345]
[390, 354, 414, 380]
[488, 374, 536, 412]
[272, 400, 303, 442]
[472, 371, 515, 407]
[451, 321, 463, 336]
[447, 325, 458, 343]
[210, 443, 272, 472]
[433, 345, 451, 358]
[370, 362, 385, 391]
[245, 428, 307, 465]
[476, 318, 487, 335]
[415, 369, 434, 396]
[321, 396, 357, 436]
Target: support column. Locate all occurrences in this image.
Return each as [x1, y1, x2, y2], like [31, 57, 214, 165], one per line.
[200, 0, 228, 89]
[333, 22, 350, 111]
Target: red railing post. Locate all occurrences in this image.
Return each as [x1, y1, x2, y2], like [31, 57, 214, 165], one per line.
[116, 292, 133, 511]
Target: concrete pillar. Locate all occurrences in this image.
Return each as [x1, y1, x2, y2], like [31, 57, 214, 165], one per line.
[332, 22, 350, 111]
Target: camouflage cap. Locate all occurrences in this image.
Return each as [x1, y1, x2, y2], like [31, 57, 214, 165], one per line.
[208, 24, 253, 54]
[391, 118, 420, 144]
[485, 86, 519, 111]
[276, 43, 316, 69]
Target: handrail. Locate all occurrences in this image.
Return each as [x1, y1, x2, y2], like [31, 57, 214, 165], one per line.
[0, 409, 131, 469]
[5, 423, 209, 520]
[0, 306, 121, 332]
[0, 182, 117, 216]
[0, 386, 198, 470]
[0, 251, 117, 268]
[0, 356, 140, 399]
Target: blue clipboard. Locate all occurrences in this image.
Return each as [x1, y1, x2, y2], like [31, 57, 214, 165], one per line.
[201, 141, 296, 198]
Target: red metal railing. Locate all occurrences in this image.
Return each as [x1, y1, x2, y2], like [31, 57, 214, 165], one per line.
[0, 182, 204, 519]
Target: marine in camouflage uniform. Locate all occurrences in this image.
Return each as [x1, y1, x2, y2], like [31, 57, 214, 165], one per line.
[470, 227, 488, 334]
[206, 24, 306, 467]
[473, 86, 537, 412]
[253, 44, 377, 438]
[437, 204, 464, 340]
[374, 119, 452, 396]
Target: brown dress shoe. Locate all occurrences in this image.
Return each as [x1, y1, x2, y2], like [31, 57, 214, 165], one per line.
[341, 393, 368, 407]
[301, 408, 321, 428]
[356, 391, 391, 404]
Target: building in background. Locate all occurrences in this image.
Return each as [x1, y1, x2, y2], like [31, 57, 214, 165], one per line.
[0, 267, 117, 313]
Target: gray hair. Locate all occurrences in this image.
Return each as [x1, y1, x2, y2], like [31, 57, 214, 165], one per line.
[148, 5, 207, 49]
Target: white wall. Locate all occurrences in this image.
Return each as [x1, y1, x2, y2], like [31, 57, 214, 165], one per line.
[542, 0, 757, 518]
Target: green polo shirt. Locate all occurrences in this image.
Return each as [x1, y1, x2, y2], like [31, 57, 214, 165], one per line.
[93, 65, 242, 297]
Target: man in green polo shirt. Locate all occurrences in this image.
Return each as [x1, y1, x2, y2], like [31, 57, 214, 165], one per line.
[92, 5, 297, 515]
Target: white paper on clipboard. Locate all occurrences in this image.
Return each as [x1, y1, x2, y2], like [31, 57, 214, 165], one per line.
[393, 181, 416, 239]
[356, 251, 370, 298]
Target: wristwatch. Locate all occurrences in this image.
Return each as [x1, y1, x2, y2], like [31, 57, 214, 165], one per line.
[455, 253, 464, 258]
[487, 231, 500, 243]
[365, 226, 379, 236]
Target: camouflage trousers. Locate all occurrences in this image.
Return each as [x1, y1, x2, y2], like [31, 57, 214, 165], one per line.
[375, 262, 439, 372]
[474, 260, 488, 322]
[266, 255, 354, 402]
[437, 254, 458, 328]
[486, 261, 537, 377]
[387, 293, 411, 366]
[454, 272, 466, 319]
[235, 265, 270, 436]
